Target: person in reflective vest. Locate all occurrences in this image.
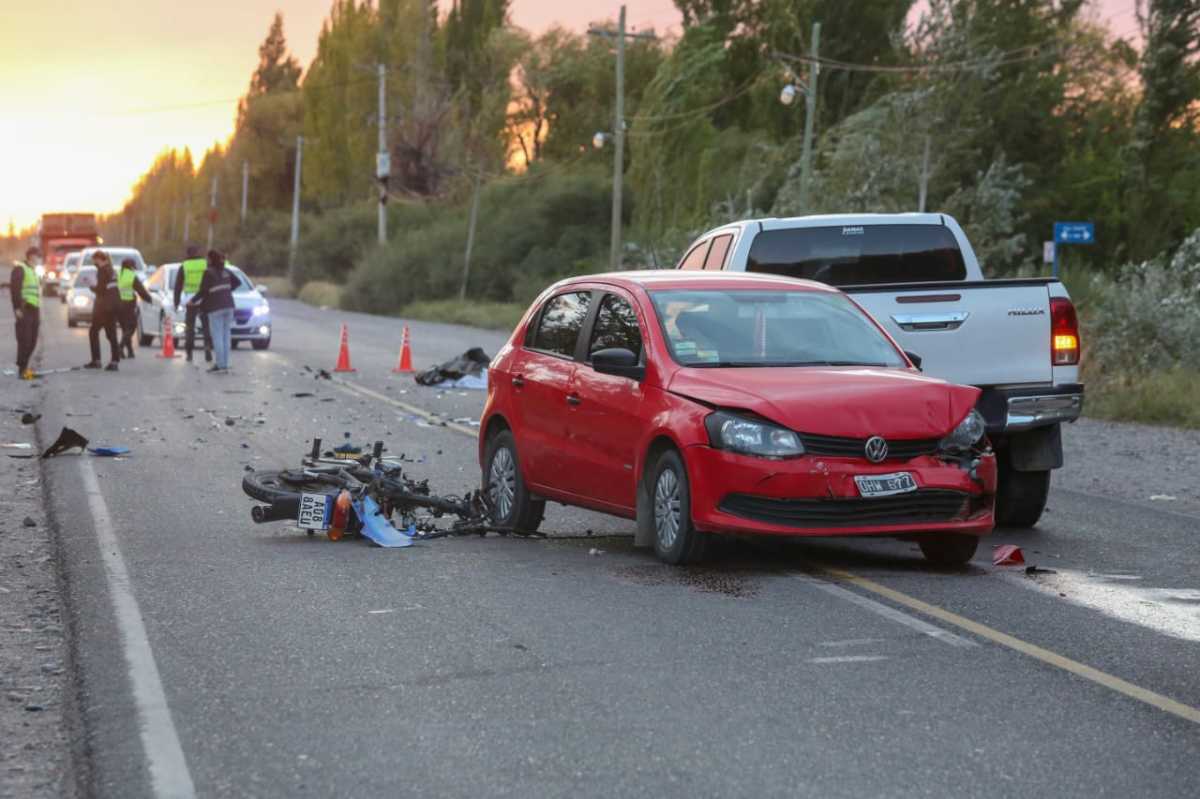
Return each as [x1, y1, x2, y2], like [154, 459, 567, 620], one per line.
[172, 244, 213, 363]
[84, 251, 122, 371]
[9, 247, 41, 380]
[116, 258, 152, 359]
[193, 249, 240, 373]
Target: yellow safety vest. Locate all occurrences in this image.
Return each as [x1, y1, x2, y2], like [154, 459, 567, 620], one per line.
[181, 258, 206, 293]
[17, 262, 39, 309]
[118, 268, 137, 302]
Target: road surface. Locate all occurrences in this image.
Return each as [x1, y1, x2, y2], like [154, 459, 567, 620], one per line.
[9, 297, 1199, 798]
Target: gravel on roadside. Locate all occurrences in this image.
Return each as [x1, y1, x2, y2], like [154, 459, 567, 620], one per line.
[1059, 417, 1200, 516]
[0, 381, 73, 798]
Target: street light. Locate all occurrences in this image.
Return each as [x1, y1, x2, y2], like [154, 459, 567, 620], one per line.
[593, 131, 612, 150]
[779, 83, 799, 107]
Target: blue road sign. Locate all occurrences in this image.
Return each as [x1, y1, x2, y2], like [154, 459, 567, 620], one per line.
[1054, 221, 1095, 245]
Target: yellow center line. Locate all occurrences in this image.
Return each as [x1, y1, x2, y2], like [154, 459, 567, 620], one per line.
[820, 566, 1200, 725]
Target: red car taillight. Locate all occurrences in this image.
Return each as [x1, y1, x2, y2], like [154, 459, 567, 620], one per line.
[1050, 297, 1079, 366]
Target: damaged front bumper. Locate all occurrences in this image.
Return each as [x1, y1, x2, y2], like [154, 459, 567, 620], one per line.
[686, 447, 996, 538]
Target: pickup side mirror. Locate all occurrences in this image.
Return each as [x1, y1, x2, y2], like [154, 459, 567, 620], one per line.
[592, 348, 645, 382]
[904, 350, 923, 371]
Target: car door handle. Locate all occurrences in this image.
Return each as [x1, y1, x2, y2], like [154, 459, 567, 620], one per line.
[566, 394, 581, 406]
[890, 312, 969, 331]
[511, 375, 525, 388]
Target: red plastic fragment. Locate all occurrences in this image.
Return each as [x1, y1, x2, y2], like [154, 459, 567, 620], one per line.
[992, 544, 1025, 566]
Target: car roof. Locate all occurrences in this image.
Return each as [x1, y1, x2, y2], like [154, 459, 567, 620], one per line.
[557, 270, 838, 294]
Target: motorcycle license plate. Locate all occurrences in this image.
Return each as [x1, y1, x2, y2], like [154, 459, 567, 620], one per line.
[297, 493, 334, 530]
[854, 472, 918, 498]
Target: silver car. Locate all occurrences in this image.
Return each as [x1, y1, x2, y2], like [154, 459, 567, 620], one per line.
[137, 263, 272, 350]
[58, 251, 83, 301]
[66, 266, 97, 327]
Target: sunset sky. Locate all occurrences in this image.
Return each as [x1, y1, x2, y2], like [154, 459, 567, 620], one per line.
[0, 0, 1139, 232]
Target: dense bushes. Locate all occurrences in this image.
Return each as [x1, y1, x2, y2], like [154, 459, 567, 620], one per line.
[342, 165, 613, 314]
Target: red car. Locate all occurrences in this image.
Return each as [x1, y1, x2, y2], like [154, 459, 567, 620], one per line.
[479, 271, 997, 566]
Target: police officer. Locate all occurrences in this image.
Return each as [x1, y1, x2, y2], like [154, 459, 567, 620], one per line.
[84, 250, 121, 371]
[10, 247, 41, 380]
[173, 244, 213, 363]
[117, 258, 152, 359]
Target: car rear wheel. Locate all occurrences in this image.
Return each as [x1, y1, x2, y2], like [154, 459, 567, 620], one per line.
[995, 456, 1050, 528]
[483, 430, 544, 533]
[918, 535, 979, 567]
[648, 449, 707, 565]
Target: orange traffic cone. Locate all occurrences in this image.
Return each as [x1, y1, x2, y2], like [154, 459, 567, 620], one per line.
[334, 323, 356, 372]
[392, 325, 415, 374]
[157, 315, 178, 359]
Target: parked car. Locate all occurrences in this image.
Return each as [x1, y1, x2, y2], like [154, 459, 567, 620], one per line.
[78, 246, 146, 274]
[66, 266, 97, 327]
[58, 251, 83, 301]
[678, 213, 1081, 528]
[480, 271, 997, 566]
[136, 262, 271, 350]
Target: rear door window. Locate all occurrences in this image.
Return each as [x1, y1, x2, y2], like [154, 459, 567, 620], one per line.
[588, 294, 642, 361]
[747, 224, 967, 285]
[678, 241, 710, 270]
[529, 291, 593, 358]
[703, 234, 734, 270]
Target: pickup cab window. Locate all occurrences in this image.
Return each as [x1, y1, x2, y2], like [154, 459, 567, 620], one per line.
[703, 234, 733, 270]
[679, 241, 709, 270]
[747, 224, 967, 285]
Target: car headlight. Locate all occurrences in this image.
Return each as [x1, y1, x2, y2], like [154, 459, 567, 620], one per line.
[940, 409, 986, 452]
[252, 303, 269, 316]
[705, 411, 805, 459]
[72, 296, 90, 308]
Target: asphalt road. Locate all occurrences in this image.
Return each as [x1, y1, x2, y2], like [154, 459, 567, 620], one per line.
[12, 297, 1200, 798]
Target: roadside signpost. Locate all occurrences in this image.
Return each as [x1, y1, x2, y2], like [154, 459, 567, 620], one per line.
[1052, 221, 1095, 277]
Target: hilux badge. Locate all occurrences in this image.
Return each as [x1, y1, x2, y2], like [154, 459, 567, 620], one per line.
[864, 436, 889, 463]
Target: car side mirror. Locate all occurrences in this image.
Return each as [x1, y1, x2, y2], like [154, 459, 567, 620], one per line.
[592, 348, 645, 382]
[904, 350, 923, 371]
[256, 284, 269, 295]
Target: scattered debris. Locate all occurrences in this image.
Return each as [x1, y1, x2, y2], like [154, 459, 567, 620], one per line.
[1, 443, 33, 450]
[293, 392, 316, 399]
[588, 548, 605, 556]
[415, 347, 491, 387]
[89, 447, 131, 457]
[41, 428, 89, 459]
[992, 544, 1025, 567]
[225, 417, 236, 426]
[20, 413, 40, 425]
[23, 517, 36, 528]
[1025, 565, 1058, 576]
[1149, 494, 1177, 501]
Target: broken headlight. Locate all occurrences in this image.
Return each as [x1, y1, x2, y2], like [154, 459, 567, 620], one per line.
[940, 409, 986, 453]
[705, 411, 805, 459]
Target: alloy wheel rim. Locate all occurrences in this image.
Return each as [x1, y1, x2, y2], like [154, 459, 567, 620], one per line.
[489, 447, 517, 520]
[654, 469, 681, 549]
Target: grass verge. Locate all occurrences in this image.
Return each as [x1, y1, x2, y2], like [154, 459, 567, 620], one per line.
[252, 275, 296, 299]
[1082, 366, 1200, 428]
[398, 299, 525, 331]
[298, 280, 343, 308]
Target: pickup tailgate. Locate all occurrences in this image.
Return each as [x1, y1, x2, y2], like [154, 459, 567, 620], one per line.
[847, 280, 1053, 386]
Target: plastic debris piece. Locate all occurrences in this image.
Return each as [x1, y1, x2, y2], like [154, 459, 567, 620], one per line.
[992, 544, 1025, 566]
[23, 517, 36, 528]
[41, 427, 89, 459]
[352, 496, 414, 548]
[1025, 565, 1057, 576]
[588, 548, 605, 556]
[89, 447, 131, 457]
[1, 443, 33, 449]
[293, 392, 316, 398]
[20, 413, 40, 425]
[1149, 494, 1177, 501]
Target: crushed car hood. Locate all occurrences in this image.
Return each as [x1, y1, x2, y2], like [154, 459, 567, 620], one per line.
[668, 366, 981, 439]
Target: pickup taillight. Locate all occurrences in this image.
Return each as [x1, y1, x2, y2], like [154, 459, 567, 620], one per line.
[1050, 297, 1079, 366]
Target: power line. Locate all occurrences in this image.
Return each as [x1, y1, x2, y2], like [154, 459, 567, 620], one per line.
[775, 44, 1065, 75]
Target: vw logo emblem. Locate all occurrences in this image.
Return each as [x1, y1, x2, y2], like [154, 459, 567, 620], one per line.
[864, 436, 889, 463]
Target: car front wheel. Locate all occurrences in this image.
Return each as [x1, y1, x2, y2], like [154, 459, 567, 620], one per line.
[647, 449, 707, 565]
[483, 430, 544, 534]
[252, 338, 270, 350]
[918, 535, 979, 567]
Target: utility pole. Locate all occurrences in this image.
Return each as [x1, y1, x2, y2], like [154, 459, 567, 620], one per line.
[376, 63, 389, 246]
[153, 200, 160, 248]
[459, 166, 482, 301]
[918, 134, 931, 213]
[589, 7, 655, 271]
[241, 160, 249, 226]
[183, 193, 191, 245]
[798, 21, 821, 210]
[206, 174, 218, 250]
[289, 135, 303, 287]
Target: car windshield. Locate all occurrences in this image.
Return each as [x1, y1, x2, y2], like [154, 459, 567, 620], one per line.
[83, 249, 144, 270]
[650, 288, 906, 368]
[73, 267, 97, 288]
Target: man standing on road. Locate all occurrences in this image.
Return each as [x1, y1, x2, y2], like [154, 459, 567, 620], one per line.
[84, 251, 121, 372]
[173, 244, 213, 363]
[10, 247, 41, 380]
[116, 257, 151, 359]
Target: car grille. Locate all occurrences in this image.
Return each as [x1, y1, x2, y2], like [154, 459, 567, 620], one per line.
[234, 309, 252, 324]
[719, 490, 970, 528]
[799, 432, 939, 460]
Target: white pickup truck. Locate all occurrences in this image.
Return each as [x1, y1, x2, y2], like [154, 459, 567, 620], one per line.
[677, 213, 1083, 527]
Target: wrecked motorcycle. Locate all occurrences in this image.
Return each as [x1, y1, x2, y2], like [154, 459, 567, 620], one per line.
[242, 437, 505, 547]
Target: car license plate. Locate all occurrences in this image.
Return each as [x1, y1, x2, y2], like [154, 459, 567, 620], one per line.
[854, 472, 918, 498]
[297, 493, 334, 530]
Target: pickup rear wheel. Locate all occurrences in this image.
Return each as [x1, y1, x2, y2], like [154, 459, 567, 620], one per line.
[995, 457, 1051, 528]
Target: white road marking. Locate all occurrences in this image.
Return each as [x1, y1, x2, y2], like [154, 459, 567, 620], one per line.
[819, 638, 884, 648]
[793, 574, 977, 648]
[1004, 569, 1200, 643]
[808, 655, 890, 664]
[80, 459, 196, 799]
